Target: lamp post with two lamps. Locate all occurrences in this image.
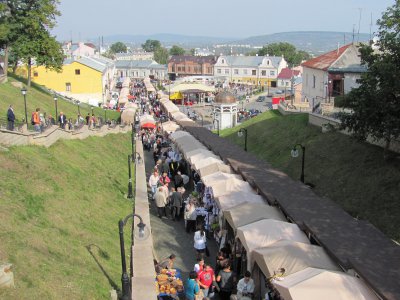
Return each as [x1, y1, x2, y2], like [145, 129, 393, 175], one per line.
[238, 128, 248, 151]
[118, 213, 149, 300]
[291, 144, 306, 183]
[21, 88, 28, 127]
[213, 118, 220, 136]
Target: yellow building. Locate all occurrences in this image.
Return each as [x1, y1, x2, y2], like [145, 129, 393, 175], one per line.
[20, 56, 116, 104]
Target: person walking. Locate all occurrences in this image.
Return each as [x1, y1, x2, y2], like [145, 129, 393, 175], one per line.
[32, 108, 41, 132]
[185, 270, 201, 300]
[148, 170, 159, 200]
[230, 270, 255, 300]
[154, 186, 167, 218]
[185, 200, 197, 233]
[58, 111, 67, 129]
[170, 187, 183, 221]
[7, 105, 15, 131]
[197, 264, 215, 297]
[216, 263, 237, 300]
[193, 225, 207, 258]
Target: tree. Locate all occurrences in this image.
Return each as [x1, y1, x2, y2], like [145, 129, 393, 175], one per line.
[169, 45, 185, 56]
[2, 0, 63, 86]
[109, 42, 127, 54]
[257, 42, 310, 65]
[154, 47, 169, 65]
[142, 39, 161, 52]
[339, 1, 400, 160]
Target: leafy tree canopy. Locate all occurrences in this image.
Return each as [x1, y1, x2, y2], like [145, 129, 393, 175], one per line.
[169, 45, 185, 56]
[340, 0, 400, 159]
[142, 39, 161, 52]
[154, 47, 169, 64]
[257, 42, 310, 65]
[109, 42, 127, 54]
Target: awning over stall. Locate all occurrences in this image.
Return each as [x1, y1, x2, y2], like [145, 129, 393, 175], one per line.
[236, 219, 310, 270]
[216, 191, 265, 211]
[252, 240, 340, 279]
[186, 149, 219, 163]
[198, 162, 231, 178]
[161, 121, 180, 133]
[224, 203, 285, 231]
[174, 135, 207, 153]
[273, 267, 378, 300]
[170, 130, 190, 141]
[193, 157, 225, 171]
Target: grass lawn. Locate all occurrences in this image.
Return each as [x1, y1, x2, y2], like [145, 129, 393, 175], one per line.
[221, 111, 400, 242]
[0, 77, 121, 124]
[0, 133, 134, 299]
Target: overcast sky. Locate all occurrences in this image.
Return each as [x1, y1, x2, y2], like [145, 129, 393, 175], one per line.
[51, 0, 395, 41]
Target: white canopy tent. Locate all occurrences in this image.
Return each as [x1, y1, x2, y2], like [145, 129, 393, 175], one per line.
[193, 156, 224, 171]
[174, 135, 207, 153]
[161, 121, 180, 133]
[273, 267, 379, 300]
[252, 240, 340, 279]
[170, 131, 190, 141]
[170, 82, 215, 93]
[198, 162, 232, 178]
[209, 177, 256, 199]
[216, 192, 265, 212]
[236, 219, 310, 271]
[121, 107, 138, 124]
[161, 100, 180, 114]
[202, 171, 241, 186]
[186, 149, 218, 163]
[223, 203, 285, 232]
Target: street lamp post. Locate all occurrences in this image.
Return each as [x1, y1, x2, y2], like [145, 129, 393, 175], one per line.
[213, 118, 220, 136]
[54, 94, 58, 121]
[238, 128, 248, 151]
[127, 154, 133, 199]
[21, 88, 28, 126]
[118, 213, 149, 300]
[131, 123, 135, 158]
[133, 151, 143, 165]
[291, 144, 306, 183]
[104, 108, 107, 125]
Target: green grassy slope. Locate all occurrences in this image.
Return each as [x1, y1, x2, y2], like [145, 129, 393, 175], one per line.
[0, 134, 133, 299]
[0, 78, 120, 123]
[221, 111, 400, 241]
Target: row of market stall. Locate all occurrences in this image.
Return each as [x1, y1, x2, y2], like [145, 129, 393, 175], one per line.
[158, 96, 379, 300]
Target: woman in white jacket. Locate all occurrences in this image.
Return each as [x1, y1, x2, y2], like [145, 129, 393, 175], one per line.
[193, 225, 207, 258]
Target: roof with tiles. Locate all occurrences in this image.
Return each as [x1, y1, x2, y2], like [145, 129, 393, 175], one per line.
[277, 68, 301, 79]
[63, 56, 114, 72]
[115, 60, 165, 69]
[302, 44, 352, 71]
[169, 55, 216, 64]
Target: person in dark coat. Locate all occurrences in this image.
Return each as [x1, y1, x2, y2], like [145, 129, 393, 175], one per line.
[170, 187, 183, 221]
[7, 105, 15, 131]
[58, 112, 67, 129]
[174, 171, 184, 188]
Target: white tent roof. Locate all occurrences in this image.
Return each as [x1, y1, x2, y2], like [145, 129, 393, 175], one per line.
[209, 177, 256, 198]
[171, 111, 189, 121]
[202, 171, 241, 186]
[236, 219, 310, 270]
[121, 107, 137, 124]
[139, 114, 155, 125]
[175, 135, 206, 153]
[161, 121, 180, 133]
[193, 156, 223, 171]
[252, 240, 340, 278]
[216, 192, 264, 211]
[170, 82, 215, 93]
[198, 162, 232, 178]
[162, 100, 180, 114]
[170, 131, 190, 141]
[273, 267, 379, 300]
[186, 149, 218, 163]
[224, 203, 285, 231]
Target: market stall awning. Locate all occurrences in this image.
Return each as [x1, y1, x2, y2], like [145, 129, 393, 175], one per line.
[185, 148, 218, 162]
[273, 267, 379, 300]
[169, 92, 183, 100]
[252, 240, 340, 279]
[170, 131, 190, 141]
[193, 157, 226, 172]
[236, 219, 310, 271]
[198, 162, 232, 178]
[170, 83, 215, 93]
[223, 203, 285, 232]
[162, 121, 180, 133]
[216, 191, 265, 211]
[121, 107, 138, 125]
[202, 173, 256, 198]
[174, 135, 207, 153]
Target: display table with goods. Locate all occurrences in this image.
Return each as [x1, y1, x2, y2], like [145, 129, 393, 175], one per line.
[156, 268, 184, 299]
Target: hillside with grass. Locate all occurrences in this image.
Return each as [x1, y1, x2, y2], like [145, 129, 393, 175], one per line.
[0, 134, 133, 299]
[221, 111, 400, 242]
[0, 77, 120, 125]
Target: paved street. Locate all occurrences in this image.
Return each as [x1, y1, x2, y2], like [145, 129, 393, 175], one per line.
[142, 145, 220, 296]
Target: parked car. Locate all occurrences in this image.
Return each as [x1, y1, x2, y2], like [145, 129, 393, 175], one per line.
[256, 96, 266, 102]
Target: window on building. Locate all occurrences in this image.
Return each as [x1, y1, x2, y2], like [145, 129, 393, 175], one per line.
[261, 70, 266, 76]
[225, 69, 229, 74]
[267, 60, 270, 65]
[243, 69, 248, 75]
[222, 59, 225, 64]
[217, 69, 221, 74]
[234, 69, 239, 75]
[313, 75, 316, 88]
[286, 81, 289, 86]
[75, 69, 80, 75]
[33, 72, 38, 77]
[270, 71, 275, 76]
[252, 70, 256, 76]
[66, 82, 71, 92]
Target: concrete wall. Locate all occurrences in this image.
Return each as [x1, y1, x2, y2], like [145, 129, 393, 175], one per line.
[0, 125, 130, 148]
[131, 140, 158, 300]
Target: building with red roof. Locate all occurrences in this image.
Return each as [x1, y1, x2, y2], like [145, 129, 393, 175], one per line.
[277, 67, 301, 89]
[301, 44, 366, 111]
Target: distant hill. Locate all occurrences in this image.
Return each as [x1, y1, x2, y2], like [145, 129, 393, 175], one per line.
[94, 31, 372, 54]
[236, 31, 372, 54]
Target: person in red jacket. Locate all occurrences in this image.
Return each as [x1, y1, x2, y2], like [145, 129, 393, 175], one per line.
[197, 264, 215, 297]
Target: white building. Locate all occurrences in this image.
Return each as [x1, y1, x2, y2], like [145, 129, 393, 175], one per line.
[115, 60, 167, 80]
[212, 91, 237, 130]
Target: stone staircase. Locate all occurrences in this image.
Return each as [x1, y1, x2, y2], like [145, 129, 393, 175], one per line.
[0, 124, 130, 148]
